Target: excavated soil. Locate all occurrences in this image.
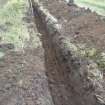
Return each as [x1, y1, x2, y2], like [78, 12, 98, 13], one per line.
[39, 0, 105, 50]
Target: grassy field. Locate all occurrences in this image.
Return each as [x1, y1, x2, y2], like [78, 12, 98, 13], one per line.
[0, 0, 29, 49]
[75, 0, 105, 16]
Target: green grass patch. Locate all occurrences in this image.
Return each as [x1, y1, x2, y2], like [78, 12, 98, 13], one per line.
[75, 0, 105, 16]
[0, 0, 29, 49]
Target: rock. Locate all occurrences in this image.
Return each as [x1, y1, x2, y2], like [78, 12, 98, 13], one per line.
[0, 52, 5, 58]
[0, 43, 14, 51]
[65, 0, 74, 6]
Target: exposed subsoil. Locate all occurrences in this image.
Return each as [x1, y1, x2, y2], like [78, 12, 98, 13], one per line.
[39, 0, 105, 51]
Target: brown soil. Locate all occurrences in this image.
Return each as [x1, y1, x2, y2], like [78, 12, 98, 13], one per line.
[39, 0, 105, 51]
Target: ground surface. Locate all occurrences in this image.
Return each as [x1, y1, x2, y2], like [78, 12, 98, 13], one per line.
[0, 0, 105, 105]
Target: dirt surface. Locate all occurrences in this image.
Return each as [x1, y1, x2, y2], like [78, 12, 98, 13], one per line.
[39, 0, 105, 51]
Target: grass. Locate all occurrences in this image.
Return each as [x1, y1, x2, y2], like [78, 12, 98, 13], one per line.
[75, 0, 105, 16]
[0, 0, 29, 49]
[63, 39, 105, 71]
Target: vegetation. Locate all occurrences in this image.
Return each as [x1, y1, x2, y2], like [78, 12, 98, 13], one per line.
[75, 0, 105, 16]
[64, 39, 105, 71]
[0, 0, 29, 49]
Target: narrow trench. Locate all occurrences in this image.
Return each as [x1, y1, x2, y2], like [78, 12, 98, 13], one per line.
[32, 3, 77, 105]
